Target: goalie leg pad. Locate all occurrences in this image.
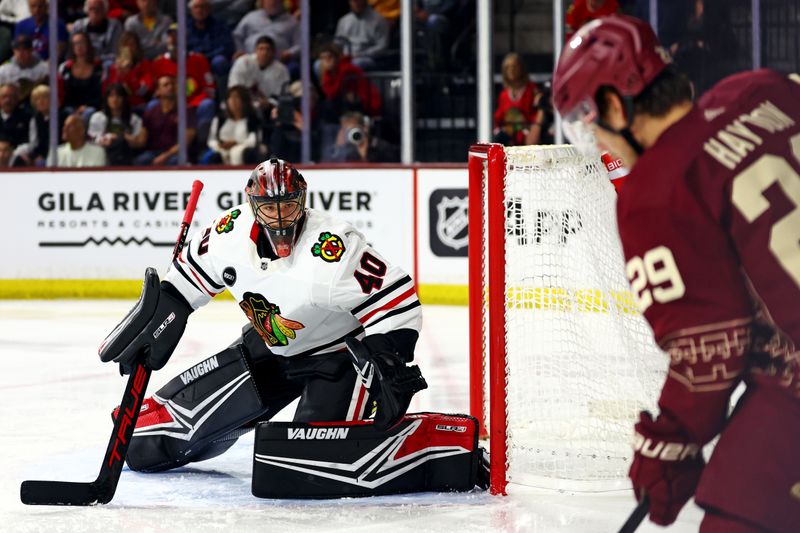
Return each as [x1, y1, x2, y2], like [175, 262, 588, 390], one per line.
[123, 342, 267, 472]
[252, 413, 485, 499]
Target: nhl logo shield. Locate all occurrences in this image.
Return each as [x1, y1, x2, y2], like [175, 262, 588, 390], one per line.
[435, 195, 468, 252]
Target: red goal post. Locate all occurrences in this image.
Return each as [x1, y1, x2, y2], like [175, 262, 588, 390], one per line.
[468, 143, 665, 495]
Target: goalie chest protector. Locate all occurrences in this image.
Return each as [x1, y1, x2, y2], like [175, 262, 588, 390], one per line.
[252, 413, 482, 498]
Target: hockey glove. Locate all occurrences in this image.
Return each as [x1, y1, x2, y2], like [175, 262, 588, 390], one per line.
[629, 411, 705, 526]
[99, 268, 192, 374]
[346, 336, 427, 431]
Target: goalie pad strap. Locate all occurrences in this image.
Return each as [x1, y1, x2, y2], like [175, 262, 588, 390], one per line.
[252, 413, 483, 498]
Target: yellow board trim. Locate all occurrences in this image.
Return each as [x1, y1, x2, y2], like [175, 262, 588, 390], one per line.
[0, 280, 238, 300]
[0, 280, 637, 314]
[0, 280, 466, 304]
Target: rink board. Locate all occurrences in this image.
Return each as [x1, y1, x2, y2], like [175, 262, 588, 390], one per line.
[0, 167, 471, 303]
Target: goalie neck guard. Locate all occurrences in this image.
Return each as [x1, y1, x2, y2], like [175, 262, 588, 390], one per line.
[245, 158, 308, 258]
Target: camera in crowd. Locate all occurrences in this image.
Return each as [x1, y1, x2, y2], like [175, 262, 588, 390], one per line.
[346, 127, 366, 145]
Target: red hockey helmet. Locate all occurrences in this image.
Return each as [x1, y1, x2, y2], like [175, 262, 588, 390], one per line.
[245, 158, 307, 258]
[552, 15, 670, 121]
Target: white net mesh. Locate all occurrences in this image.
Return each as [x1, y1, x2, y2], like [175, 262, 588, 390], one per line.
[481, 145, 667, 491]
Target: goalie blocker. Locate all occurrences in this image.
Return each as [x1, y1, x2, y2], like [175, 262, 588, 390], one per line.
[252, 413, 488, 498]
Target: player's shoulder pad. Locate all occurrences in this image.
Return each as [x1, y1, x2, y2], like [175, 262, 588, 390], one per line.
[302, 209, 366, 267]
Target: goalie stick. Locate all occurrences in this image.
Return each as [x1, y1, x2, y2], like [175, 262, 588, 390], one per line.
[20, 180, 204, 506]
[617, 495, 649, 533]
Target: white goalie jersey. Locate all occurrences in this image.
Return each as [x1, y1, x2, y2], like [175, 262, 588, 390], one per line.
[164, 205, 422, 357]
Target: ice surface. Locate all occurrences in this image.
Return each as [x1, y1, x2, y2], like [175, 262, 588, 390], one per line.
[0, 301, 703, 532]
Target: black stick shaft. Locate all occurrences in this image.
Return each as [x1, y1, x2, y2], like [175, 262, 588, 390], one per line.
[618, 497, 650, 533]
[20, 180, 204, 506]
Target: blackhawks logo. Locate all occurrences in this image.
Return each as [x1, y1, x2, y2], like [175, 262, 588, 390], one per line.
[311, 232, 345, 262]
[239, 292, 305, 347]
[216, 209, 241, 234]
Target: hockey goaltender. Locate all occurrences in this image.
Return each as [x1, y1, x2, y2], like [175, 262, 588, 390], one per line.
[98, 158, 488, 498]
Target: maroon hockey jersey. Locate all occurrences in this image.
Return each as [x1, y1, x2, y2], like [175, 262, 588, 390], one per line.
[618, 69, 800, 529]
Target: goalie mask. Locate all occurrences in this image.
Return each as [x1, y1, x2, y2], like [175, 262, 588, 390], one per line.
[245, 158, 307, 258]
[552, 15, 670, 154]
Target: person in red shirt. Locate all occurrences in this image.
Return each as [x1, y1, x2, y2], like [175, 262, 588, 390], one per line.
[565, 0, 620, 41]
[554, 15, 800, 532]
[108, 0, 139, 21]
[318, 41, 382, 119]
[151, 24, 216, 146]
[102, 30, 154, 110]
[492, 52, 544, 146]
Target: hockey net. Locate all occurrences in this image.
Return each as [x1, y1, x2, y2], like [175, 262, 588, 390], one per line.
[467, 143, 666, 494]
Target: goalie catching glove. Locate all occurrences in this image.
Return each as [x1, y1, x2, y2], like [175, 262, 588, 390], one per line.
[98, 268, 192, 374]
[346, 333, 427, 431]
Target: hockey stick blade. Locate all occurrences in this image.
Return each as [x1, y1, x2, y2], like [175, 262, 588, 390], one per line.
[618, 496, 650, 533]
[20, 180, 203, 506]
[21, 480, 106, 506]
[20, 361, 151, 505]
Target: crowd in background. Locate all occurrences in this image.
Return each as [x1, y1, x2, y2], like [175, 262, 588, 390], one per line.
[492, 0, 739, 148]
[0, 0, 741, 168]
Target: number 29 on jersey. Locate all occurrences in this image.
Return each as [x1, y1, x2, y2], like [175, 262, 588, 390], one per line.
[626, 245, 686, 312]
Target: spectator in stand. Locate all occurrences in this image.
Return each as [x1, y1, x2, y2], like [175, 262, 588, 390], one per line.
[187, 0, 234, 82]
[414, 0, 460, 70]
[492, 52, 544, 146]
[205, 0, 250, 30]
[71, 0, 122, 69]
[228, 35, 289, 115]
[61, 0, 86, 25]
[334, 0, 390, 71]
[565, 0, 620, 41]
[0, 0, 29, 63]
[88, 82, 146, 165]
[369, 0, 399, 28]
[15, 82, 60, 165]
[0, 34, 48, 102]
[269, 79, 317, 163]
[0, 133, 14, 165]
[317, 41, 381, 158]
[58, 31, 103, 119]
[327, 110, 397, 163]
[201, 85, 261, 165]
[669, 0, 738, 96]
[318, 41, 382, 120]
[47, 113, 106, 166]
[123, 0, 171, 61]
[0, 81, 28, 149]
[134, 75, 196, 166]
[14, 0, 67, 60]
[102, 30, 154, 110]
[151, 23, 216, 147]
[107, 0, 136, 21]
[233, 0, 299, 65]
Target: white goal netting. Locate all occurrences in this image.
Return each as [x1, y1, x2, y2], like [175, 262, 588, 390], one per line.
[473, 144, 667, 491]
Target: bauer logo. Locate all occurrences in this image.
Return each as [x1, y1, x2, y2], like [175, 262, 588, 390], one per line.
[429, 188, 468, 257]
[287, 427, 350, 440]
